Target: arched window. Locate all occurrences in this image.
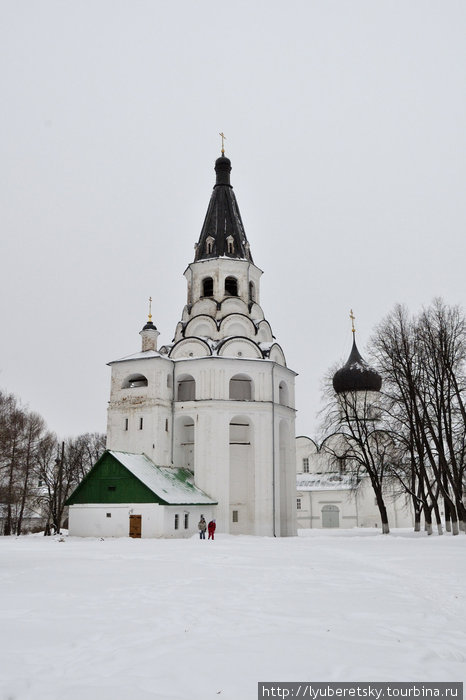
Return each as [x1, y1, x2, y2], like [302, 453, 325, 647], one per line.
[176, 374, 196, 401]
[278, 381, 289, 406]
[202, 277, 214, 297]
[226, 235, 235, 255]
[122, 374, 148, 389]
[249, 282, 255, 303]
[206, 236, 215, 255]
[225, 277, 238, 296]
[229, 374, 253, 401]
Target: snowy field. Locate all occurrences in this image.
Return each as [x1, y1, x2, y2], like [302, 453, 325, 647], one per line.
[1, 530, 465, 700]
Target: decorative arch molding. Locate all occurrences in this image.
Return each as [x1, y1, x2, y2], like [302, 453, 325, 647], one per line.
[256, 320, 273, 342]
[189, 298, 218, 318]
[219, 313, 257, 339]
[122, 373, 148, 389]
[184, 314, 218, 339]
[321, 432, 351, 456]
[217, 337, 263, 359]
[296, 435, 319, 455]
[174, 321, 184, 342]
[169, 337, 212, 359]
[268, 343, 287, 367]
[249, 303, 264, 321]
[219, 297, 249, 316]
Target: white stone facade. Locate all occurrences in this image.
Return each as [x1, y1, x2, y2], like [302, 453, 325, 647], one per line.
[69, 503, 213, 539]
[105, 161, 297, 538]
[295, 436, 414, 530]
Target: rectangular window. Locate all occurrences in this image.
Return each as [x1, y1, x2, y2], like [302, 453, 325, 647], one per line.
[139, 417, 143, 430]
[303, 458, 309, 473]
[124, 418, 129, 431]
[108, 486, 116, 492]
[165, 418, 169, 432]
[106, 513, 111, 518]
[297, 498, 302, 510]
[184, 513, 189, 529]
[174, 514, 179, 530]
[232, 510, 239, 523]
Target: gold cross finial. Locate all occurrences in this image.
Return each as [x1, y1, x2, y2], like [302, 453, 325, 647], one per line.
[219, 132, 226, 155]
[148, 296, 153, 323]
[350, 309, 356, 334]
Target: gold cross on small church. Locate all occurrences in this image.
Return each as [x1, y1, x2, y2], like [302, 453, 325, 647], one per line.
[219, 132, 226, 155]
[148, 296, 153, 323]
[350, 309, 356, 333]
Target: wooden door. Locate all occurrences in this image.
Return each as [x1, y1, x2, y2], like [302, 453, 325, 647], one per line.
[129, 514, 142, 538]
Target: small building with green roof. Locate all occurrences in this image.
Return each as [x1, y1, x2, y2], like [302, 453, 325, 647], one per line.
[66, 451, 217, 538]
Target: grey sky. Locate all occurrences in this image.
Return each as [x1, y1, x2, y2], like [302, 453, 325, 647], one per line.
[1, 1, 465, 440]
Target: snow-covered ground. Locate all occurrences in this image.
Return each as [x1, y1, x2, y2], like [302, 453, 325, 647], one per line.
[1, 529, 464, 700]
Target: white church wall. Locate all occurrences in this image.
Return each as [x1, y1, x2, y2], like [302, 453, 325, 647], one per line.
[69, 503, 213, 538]
[185, 259, 263, 309]
[295, 436, 416, 530]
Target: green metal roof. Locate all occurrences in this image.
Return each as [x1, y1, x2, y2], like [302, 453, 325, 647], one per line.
[66, 451, 217, 506]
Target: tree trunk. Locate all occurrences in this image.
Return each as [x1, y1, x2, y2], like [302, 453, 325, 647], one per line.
[432, 501, 443, 535]
[424, 507, 433, 535]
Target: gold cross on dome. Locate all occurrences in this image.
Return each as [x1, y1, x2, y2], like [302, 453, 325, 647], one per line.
[219, 132, 226, 155]
[148, 296, 153, 322]
[350, 309, 356, 333]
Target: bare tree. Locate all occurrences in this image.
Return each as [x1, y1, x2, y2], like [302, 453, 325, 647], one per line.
[371, 300, 466, 535]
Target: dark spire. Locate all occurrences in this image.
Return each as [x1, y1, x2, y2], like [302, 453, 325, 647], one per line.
[332, 337, 382, 394]
[194, 154, 253, 263]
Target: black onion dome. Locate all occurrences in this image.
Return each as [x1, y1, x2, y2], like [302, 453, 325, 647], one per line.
[333, 337, 382, 394]
[214, 156, 232, 187]
[194, 154, 253, 263]
[142, 320, 158, 331]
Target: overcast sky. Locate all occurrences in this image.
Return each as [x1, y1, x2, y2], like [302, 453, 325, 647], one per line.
[1, 1, 465, 440]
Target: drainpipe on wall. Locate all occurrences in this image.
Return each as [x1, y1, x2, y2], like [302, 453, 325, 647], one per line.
[171, 362, 176, 466]
[272, 363, 276, 537]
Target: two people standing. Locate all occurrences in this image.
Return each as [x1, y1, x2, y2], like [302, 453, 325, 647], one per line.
[198, 515, 216, 540]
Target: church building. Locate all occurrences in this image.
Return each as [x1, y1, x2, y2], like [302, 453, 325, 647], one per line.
[67, 149, 297, 538]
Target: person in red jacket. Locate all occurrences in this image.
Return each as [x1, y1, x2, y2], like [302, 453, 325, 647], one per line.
[208, 519, 216, 540]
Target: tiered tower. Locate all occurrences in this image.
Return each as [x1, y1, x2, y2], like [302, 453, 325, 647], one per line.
[106, 151, 297, 536]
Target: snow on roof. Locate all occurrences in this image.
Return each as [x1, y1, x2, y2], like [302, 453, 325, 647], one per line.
[108, 350, 164, 365]
[109, 451, 217, 505]
[296, 473, 359, 492]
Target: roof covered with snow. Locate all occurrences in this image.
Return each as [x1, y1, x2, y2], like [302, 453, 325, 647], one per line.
[296, 472, 359, 492]
[108, 349, 164, 365]
[109, 451, 217, 505]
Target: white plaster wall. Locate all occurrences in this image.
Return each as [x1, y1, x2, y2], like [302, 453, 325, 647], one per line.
[185, 259, 262, 308]
[172, 356, 297, 537]
[69, 504, 165, 538]
[107, 356, 173, 464]
[69, 504, 215, 538]
[296, 481, 415, 530]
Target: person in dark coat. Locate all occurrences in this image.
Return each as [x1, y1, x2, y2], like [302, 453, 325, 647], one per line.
[198, 516, 207, 539]
[208, 519, 216, 540]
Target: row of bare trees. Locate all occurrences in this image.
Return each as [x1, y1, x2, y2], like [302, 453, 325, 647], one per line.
[0, 390, 105, 535]
[323, 299, 466, 534]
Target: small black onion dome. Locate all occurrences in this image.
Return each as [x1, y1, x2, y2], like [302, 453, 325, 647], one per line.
[142, 320, 158, 331]
[214, 156, 232, 187]
[333, 338, 382, 394]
